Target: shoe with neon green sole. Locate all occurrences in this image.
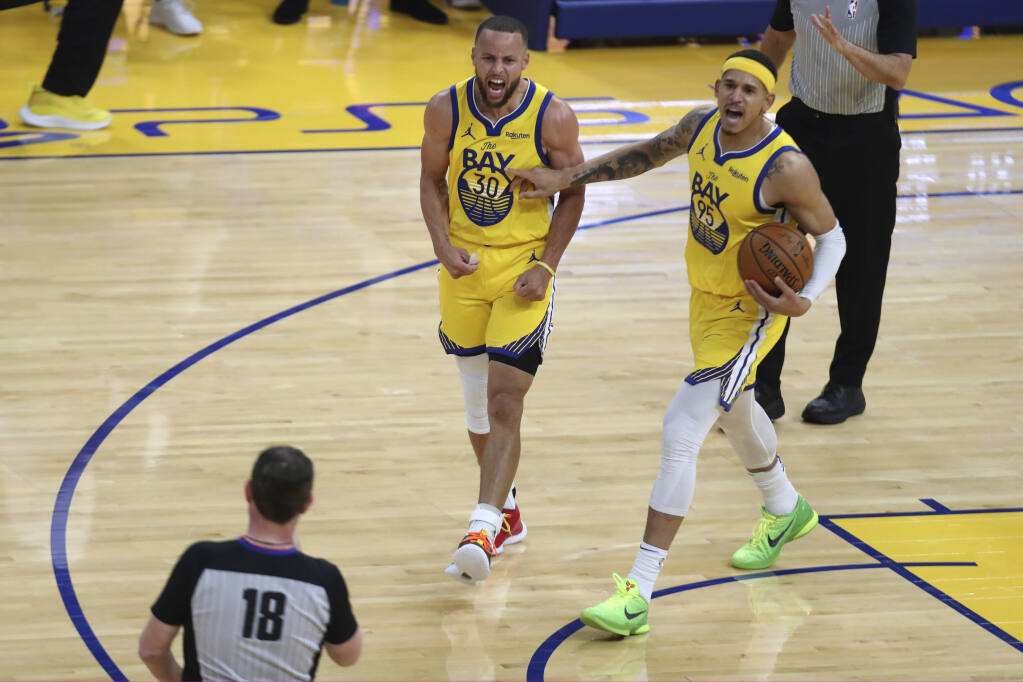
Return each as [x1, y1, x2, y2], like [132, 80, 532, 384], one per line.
[19, 86, 112, 130]
[731, 494, 818, 570]
[579, 573, 650, 636]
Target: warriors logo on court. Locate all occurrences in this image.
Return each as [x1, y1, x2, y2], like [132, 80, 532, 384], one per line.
[458, 144, 515, 227]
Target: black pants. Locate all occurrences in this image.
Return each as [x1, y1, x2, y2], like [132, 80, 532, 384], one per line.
[758, 97, 902, 390]
[41, 0, 124, 97]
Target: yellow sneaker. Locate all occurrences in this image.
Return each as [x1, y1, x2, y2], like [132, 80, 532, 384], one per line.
[579, 573, 650, 636]
[731, 494, 818, 570]
[19, 86, 112, 130]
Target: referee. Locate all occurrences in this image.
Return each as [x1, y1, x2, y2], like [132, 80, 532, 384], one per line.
[757, 0, 917, 424]
[138, 446, 362, 681]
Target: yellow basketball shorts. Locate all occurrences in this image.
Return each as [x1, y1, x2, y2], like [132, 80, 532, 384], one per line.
[685, 288, 787, 411]
[437, 240, 555, 361]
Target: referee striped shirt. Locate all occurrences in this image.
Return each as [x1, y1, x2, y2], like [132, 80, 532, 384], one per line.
[771, 0, 918, 115]
[152, 538, 358, 681]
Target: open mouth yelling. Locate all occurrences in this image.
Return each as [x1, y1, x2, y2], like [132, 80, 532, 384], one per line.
[723, 107, 744, 125]
[486, 78, 506, 101]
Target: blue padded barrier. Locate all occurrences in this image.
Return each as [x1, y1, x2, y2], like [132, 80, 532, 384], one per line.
[481, 0, 1022, 50]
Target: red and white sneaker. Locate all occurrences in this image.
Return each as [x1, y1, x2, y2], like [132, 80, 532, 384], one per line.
[494, 506, 527, 554]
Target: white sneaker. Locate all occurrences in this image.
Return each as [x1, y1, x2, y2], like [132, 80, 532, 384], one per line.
[149, 0, 203, 35]
[447, 530, 495, 584]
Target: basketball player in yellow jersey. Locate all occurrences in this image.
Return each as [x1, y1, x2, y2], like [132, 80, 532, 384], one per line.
[511, 49, 847, 635]
[419, 15, 585, 584]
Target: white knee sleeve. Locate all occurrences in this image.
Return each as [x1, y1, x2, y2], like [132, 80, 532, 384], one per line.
[649, 381, 721, 516]
[717, 389, 777, 471]
[455, 354, 490, 434]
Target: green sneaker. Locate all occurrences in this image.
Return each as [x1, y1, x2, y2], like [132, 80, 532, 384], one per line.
[731, 494, 818, 570]
[579, 573, 650, 636]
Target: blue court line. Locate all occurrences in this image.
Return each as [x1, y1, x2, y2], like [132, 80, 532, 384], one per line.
[819, 511, 1023, 654]
[527, 497, 1023, 681]
[50, 190, 1022, 680]
[921, 498, 952, 512]
[51, 261, 436, 682]
[3, 124, 1023, 161]
[525, 558, 982, 682]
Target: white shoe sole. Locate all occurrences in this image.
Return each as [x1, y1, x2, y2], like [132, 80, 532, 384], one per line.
[494, 521, 527, 555]
[19, 105, 111, 130]
[450, 542, 491, 583]
[444, 562, 474, 584]
[150, 20, 203, 35]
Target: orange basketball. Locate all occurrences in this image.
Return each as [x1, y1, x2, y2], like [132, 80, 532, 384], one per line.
[737, 223, 813, 296]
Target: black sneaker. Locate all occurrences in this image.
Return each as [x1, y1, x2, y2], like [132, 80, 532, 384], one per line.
[272, 0, 308, 24]
[801, 382, 865, 425]
[391, 0, 448, 24]
[754, 383, 785, 421]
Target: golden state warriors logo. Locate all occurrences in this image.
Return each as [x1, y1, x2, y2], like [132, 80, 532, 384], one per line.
[690, 169, 730, 254]
[457, 145, 515, 227]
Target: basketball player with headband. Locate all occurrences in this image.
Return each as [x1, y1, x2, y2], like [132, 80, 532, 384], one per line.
[510, 50, 846, 635]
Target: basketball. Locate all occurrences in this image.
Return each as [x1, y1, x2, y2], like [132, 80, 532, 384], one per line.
[736, 223, 814, 296]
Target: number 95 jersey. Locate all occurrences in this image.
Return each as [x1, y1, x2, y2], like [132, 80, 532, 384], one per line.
[685, 109, 801, 298]
[446, 76, 555, 249]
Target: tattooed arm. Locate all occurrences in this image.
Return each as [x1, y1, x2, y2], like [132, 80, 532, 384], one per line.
[510, 104, 715, 199]
[760, 150, 836, 237]
[746, 149, 843, 318]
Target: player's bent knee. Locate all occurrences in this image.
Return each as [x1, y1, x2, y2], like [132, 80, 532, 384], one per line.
[486, 390, 524, 427]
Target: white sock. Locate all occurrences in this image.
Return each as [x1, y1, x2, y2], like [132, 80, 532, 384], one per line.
[627, 542, 666, 603]
[751, 456, 798, 516]
[503, 484, 516, 510]
[468, 503, 502, 538]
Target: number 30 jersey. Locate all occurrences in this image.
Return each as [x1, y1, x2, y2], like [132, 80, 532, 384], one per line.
[151, 538, 357, 681]
[685, 109, 801, 298]
[446, 76, 554, 248]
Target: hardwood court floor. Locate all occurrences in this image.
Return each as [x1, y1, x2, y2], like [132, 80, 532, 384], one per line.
[1, 2, 1022, 680]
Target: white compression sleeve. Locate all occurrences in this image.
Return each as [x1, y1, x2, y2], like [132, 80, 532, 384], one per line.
[716, 389, 777, 471]
[799, 222, 846, 302]
[455, 354, 489, 434]
[649, 380, 721, 517]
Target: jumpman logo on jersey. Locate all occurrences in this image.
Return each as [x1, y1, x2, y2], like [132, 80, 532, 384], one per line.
[696, 144, 707, 160]
[527, 250, 539, 264]
[730, 300, 744, 313]
[461, 124, 475, 140]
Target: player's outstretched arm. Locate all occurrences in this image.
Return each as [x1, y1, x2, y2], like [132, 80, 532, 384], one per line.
[420, 91, 478, 279]
[510, 104, 715, 199]
[514, 96, 586, 301]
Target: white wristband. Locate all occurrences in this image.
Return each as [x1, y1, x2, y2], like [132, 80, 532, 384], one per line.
[799, 222, 846, 302]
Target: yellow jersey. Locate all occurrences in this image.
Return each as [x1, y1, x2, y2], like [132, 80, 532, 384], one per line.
[446, 77, 554, 248]
[685, 110, 801, 297]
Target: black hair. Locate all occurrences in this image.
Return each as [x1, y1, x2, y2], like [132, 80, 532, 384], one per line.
[250, 445, 313, 524]
[475, 15, 529, 46]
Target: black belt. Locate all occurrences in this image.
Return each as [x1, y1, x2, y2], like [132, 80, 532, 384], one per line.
[789, 97, 889, 121]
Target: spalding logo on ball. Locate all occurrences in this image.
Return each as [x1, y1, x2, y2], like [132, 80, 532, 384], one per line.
[737, 223, 814, 295]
